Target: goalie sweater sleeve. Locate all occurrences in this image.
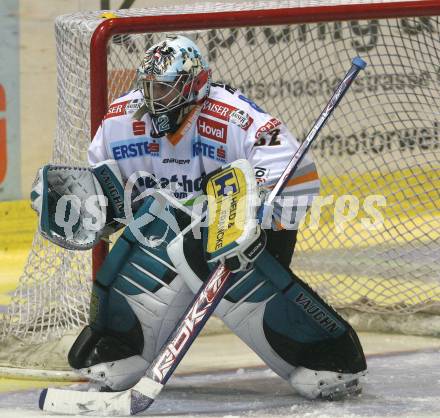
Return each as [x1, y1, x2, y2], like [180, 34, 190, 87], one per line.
[88, 124, 109, 165]
[87, 91, 142, 166]
[245, 113, 320, 231]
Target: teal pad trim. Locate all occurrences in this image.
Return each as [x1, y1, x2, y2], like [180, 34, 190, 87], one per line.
[284, 284, 345, 337]
[221, 247, 347, 343]
[89, 280, 139, 334]
[113, 266, 160, 295]
[96, 237, 132, 286]
[106, 287, 139, 333]
[223, 248, 295, 303]
[263, 284, 346, 345]
[254, 250, 294, 291]
[258, 250, 346, 342]
[123, 196, 175, 245]
[129, 247, 173, 282]
[225, 269, 276, 304]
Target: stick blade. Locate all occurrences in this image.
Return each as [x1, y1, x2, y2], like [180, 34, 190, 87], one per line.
[130, 389, 155, 415]
[39, 386, 132, 416]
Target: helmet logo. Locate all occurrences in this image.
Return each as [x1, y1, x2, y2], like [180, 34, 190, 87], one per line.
[143, 43, 176, 76]
[138, 35, 211, 121]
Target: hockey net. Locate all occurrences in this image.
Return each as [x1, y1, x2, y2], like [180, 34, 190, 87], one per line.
[1, 0, 440, 374]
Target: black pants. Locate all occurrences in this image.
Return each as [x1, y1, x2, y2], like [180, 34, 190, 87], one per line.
[265, 229, 298, 270]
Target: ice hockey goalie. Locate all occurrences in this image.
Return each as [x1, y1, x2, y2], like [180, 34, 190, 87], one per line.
[31, 34, 366, 401]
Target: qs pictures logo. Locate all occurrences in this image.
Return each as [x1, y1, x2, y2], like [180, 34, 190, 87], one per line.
[0, 84, 6, 185]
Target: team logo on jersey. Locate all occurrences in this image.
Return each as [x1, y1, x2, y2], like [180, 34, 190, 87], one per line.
[255, 118, 282, 139]
[132, 120, 146, 135]
[192, 136, 226, 163]
[197, 116, 227, 143]
[126, 98, 143, 114]
[111, 137, 160, 160]
[149, 140, 160, 153]
[201, 98, 236, 122]
[216, 146, 226, 160]
[104, 100, 129, 119]
[135, 172, 206, 199]
[229, 109, 253, 130]
[201, 98, 253, 131]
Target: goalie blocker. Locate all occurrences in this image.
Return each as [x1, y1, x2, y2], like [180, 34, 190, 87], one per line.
[56, 159, 366, 403]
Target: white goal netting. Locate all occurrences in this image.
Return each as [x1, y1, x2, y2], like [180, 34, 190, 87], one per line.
[1, 0, 440, 372]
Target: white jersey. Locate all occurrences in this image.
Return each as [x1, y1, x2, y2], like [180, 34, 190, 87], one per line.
[88, 84, 320, 229]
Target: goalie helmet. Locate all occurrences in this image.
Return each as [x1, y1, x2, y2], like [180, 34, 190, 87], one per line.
[137, 35, 211, 136]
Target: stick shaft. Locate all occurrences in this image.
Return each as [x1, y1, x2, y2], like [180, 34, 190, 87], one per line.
[148, 264, 231, 384]
[265, 57, 366, 209]
[130, 264, 231, 414]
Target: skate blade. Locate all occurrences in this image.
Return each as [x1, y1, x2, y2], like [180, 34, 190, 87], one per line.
[319, 378, 362, 401]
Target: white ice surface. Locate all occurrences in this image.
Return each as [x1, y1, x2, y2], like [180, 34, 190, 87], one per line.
[1, 350, 440, 418]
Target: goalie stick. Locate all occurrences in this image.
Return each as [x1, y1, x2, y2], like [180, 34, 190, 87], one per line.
[39, 56, 366, 416]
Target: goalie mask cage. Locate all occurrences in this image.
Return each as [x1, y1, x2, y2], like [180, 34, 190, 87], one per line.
[1, 0, 440, 375]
